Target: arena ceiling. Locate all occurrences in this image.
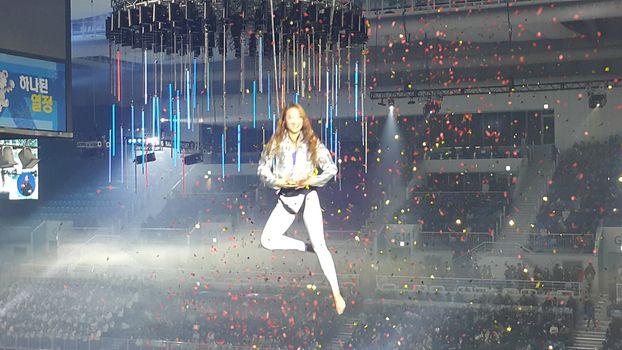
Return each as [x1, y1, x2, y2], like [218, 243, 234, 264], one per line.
[69, 0, 621, 94]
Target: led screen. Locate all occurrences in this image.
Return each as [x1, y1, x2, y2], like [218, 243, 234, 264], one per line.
[0, 52, 66, 133]
[0, 139, 39, 200]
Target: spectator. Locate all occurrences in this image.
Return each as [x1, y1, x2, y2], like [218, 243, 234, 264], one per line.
[603, 315, 622, 349]
[584, 298, 596, 330]
[584, 262, 596, 286]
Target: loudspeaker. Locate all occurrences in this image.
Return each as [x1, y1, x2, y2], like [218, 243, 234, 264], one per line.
[183, 153, 203, 165]
[134, 152, 156, 164]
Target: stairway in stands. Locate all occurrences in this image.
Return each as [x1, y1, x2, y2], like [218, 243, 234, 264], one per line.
[571, 328, 606, 350]
[458, 147, 556, 269]
[327, 315, 359, 349]
[499, 145, 556, 244]
[569, 294, 610, 350]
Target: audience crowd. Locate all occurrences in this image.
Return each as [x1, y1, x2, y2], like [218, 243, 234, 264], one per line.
[0, 259, 594, 350]
[0, 275, 356, 350]
[535, 137, 622, 236]
[0, 276, 140, 341]
[108, 288, 340, 349]
[346, 303, 572, 350]
[504, 262, 582, 283]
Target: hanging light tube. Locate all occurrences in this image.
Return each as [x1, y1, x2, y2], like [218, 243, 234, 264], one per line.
[120, 126, 124, 184]
[152, 96, 156, 139]
[131, 102, 135, 158]
[156, 96, 160, 138]
[354, 61, 359, 122]
[169, 84, 173, 129]
[259, 35, 263, 93]
[237, 123, 241, 172]
[252, 80, 257, 128]
[206, 58, 211, 112]
[108, 129, 112, 183]
[144, 49, 148, 105]
[111, 103, 116, 157]
[186, 68, 191, 129]
[116, 49, 121, 102]
[193, 57, 197, 110]
[141, 107, 145, 171]
[221, 132, 225, 181]
[176, 89, 181, 164]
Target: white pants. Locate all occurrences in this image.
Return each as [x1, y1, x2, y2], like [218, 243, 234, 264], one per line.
[261, 190, 341, 294]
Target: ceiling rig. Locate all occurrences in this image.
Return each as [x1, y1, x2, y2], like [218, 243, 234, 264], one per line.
[103, 1, 372, 188]
[106, 0, 368, 58]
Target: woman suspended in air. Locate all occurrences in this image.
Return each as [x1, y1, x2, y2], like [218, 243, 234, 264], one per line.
[257, 103, 346, 315]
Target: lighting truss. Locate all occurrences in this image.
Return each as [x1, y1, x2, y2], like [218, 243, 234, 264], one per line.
[369, 79, 620, 101]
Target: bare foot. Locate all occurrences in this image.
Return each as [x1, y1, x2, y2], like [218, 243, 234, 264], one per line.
[334, 293, 346, 315]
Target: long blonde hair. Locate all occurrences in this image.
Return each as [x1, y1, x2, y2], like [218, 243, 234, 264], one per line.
[263, 103, 319, 167]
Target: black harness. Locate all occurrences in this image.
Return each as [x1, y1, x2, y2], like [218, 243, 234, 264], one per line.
[277, 187, 317, 215]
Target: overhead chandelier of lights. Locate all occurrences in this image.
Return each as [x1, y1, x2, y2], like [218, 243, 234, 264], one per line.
[103, 1, 371, 191]
[106, 0, 368, 58]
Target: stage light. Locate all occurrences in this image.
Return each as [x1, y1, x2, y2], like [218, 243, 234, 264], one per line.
[128, 8, 140, 27]
[249, 32, 257, 56]
[588, 93, 606, 109]
[116, 9, 129, 29]
[139, 5, 153, 24]
[146, 137, 159, 145]
[543, 103, 549, 109]
[424, 100, 441, 115]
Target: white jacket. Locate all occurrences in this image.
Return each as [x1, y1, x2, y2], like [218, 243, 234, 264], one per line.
[257, 134, 337, 189]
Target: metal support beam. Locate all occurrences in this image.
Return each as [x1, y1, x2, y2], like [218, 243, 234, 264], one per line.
[369, 78, 620, 101]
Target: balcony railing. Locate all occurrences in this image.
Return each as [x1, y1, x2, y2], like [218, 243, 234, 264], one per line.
[527, 233, 595, 254]
[0, 336, 279, 350]
[376, 275, 581, 295]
